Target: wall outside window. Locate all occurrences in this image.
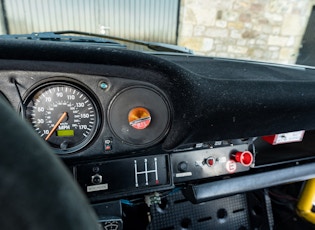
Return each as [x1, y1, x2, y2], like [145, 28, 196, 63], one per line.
[178, 0, 314, 64]
[1, 0, 314, 64]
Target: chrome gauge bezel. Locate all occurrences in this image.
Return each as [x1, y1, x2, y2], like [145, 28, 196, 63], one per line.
[23, 79, 101, 154]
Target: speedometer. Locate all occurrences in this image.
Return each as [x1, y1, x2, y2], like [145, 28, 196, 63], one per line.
[24, 82, 100, 154]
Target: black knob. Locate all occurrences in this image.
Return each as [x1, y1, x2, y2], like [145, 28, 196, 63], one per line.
[91, 174, 102, 184]
[178, 161, 188, 172]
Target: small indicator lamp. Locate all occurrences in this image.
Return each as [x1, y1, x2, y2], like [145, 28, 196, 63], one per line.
[99, 82, 108, 90]
[206, 157, 216, 167]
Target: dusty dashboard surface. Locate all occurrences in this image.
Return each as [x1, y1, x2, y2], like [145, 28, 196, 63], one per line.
[2, 39, 315, 229]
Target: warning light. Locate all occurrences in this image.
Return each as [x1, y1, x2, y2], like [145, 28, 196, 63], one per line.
[232, 151, 253, 167]
[128, 107, 151, 130]
[206, 157, 215, 167]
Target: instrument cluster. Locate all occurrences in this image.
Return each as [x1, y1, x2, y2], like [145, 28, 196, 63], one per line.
[1, 72, 172, 157]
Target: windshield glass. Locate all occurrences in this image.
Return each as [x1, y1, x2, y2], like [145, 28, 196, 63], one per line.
[0, 0, 313, 64]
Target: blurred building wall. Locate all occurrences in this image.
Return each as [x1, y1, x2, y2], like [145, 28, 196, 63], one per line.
[178, 0, 314, 64]
[1, 0, 314, 64]
[0, 0, 179, 44]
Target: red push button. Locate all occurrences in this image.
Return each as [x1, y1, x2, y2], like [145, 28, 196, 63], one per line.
[233, 151, 253, 167]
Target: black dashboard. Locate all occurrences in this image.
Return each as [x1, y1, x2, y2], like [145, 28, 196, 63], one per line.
[2, 39, 315, 229]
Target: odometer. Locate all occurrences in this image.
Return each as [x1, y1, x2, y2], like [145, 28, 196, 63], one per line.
[25, 83, 100, 154]
[57, 129, 75, 137]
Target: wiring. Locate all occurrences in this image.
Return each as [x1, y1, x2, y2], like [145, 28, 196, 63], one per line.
[120, 187, 183, 207]
[11, 78, 25, 119]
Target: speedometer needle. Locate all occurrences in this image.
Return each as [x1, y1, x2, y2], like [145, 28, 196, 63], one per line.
[45, 112, 67, 141]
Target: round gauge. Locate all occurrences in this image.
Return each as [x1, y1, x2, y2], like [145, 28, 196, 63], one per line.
[108, 86, 170, 146]
[24, 83, 100, 154]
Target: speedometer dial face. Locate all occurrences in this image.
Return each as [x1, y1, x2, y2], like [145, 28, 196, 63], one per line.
[25, 83, 100, 154]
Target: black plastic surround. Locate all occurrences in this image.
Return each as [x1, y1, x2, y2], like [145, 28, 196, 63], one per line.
[2, 39, 315, 203]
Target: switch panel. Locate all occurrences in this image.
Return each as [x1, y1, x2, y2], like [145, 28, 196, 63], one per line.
[171, 144, 253, 183]
[75, 154, 172, 200]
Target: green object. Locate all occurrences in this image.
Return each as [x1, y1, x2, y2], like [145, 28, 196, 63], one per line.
[57, 130, 74, 137]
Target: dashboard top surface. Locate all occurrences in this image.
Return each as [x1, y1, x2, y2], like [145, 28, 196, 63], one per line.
[1, 39, 315, 158]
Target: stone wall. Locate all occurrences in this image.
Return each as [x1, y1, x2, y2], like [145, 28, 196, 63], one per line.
[178, 0, 314, 64]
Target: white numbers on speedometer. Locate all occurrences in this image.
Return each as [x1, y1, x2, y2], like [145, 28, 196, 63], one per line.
[25, 84, 100, 154]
